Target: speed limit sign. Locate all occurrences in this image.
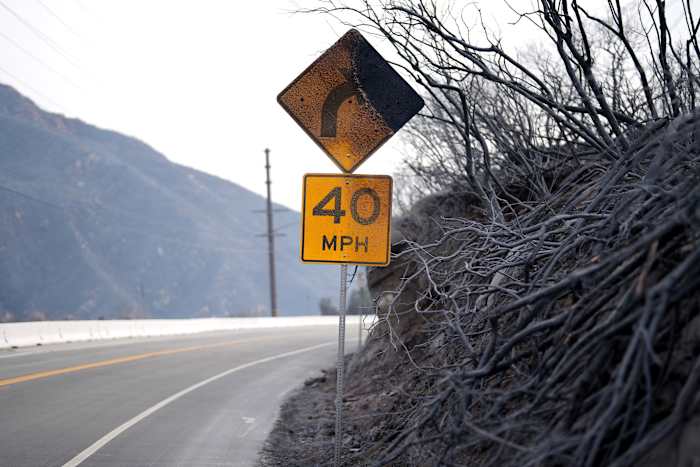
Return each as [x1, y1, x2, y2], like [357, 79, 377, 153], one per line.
[301, 174, 392, 265]
[281, 29, 423, 465]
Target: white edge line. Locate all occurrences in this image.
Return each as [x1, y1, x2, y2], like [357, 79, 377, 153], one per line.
[62, 341, 334, 467]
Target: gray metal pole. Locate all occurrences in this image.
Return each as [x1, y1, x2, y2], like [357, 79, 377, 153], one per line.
[358, 309, 363, 349]
[335, 264, 348, 466]
[264, 148, 278, 317]
[358, 270, 364, 348]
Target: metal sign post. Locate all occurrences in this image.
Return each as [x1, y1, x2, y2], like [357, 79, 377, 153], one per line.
[277, 27, 424, 466]
[358, 270, 364, 348]
[335, 264, 347, 467]
[358, 309, 363, 348]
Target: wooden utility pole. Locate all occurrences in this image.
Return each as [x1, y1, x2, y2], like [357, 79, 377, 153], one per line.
[264, 148, 278, 317]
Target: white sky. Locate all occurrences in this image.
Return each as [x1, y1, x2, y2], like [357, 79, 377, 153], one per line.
[0, 1, 694, 208]
[0, 0, 415, 210]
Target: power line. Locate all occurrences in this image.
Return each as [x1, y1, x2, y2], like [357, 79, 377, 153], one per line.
[273, 220, 298, 233]
[0, 163, 265, 243]
[35, 0, 81, 38]
[73, 0, 91, 15]
[0, 29, 82, 90]
[0, 182, 266, 256]
[0, 63, 66, 111]
[0, 183, 64, 209]
[0, 0, 82, 70]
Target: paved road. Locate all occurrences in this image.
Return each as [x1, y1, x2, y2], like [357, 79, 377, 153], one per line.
[0, 325, 355, 467]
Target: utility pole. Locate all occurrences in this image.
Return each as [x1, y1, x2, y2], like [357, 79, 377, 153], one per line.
[264, 148, 278, 317]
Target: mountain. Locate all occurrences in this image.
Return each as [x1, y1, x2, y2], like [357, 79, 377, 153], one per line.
[0, 83, 334, 321]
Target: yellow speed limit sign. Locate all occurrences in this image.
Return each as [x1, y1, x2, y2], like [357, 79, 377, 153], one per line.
[301, 174, 392, 266]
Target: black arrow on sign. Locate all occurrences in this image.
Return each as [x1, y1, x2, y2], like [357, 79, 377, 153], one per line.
[320, 72, 364, 137]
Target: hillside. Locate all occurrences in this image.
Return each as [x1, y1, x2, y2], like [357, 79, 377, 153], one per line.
[260, 108, 700, 467]
[0, 83, 333, 321]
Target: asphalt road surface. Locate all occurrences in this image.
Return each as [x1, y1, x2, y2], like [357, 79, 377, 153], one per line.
[0, 324, 356, 467]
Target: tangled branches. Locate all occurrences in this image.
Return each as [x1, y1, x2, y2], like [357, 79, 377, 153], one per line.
[371, 109, 700, 466]
[297, 1, 700, 464]
[307, 0, 700, 216]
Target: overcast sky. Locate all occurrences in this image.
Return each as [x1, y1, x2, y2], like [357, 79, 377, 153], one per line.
[0, 0, 414, 210]
[0, 1, 694, 209]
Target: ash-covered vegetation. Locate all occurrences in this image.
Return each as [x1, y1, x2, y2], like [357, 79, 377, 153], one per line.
[262, 1, 700, 466]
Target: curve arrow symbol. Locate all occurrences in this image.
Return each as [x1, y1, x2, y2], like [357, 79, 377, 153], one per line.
[320, 75, 364, 138]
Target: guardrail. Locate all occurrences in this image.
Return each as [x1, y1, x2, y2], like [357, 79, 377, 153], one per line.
[0, 315, 375, 350]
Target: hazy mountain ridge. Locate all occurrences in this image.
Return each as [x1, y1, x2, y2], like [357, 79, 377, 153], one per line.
[0, 83, 332, 321]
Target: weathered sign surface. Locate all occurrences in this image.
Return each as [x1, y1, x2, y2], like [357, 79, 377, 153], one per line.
[301, 174, 392, 265]
[278, 29, 424, 173]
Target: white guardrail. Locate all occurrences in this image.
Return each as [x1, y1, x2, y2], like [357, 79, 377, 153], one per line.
[0, 315, 376, 350]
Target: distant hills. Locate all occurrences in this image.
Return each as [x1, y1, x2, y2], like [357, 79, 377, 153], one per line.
[0, 83, 334, 321]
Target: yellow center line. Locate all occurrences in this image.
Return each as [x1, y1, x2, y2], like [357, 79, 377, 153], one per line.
[0, 336, 270, 388]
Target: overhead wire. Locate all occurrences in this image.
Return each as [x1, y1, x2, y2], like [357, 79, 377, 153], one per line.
[0, 163, 269, 243]
[0, 4, 282, 255]
[273, 220, 298, 233]
[0, 183, 64, 210]
[72, 0, 90, 16]
[35, 0, 81, 39]
[0, 0, 82, 70]
[0, 63, 66, 111]
[0, 2, 117, 131]
[0, 1, 88, 115]
[0, 29, 82, 90]
[0, 181, 270, 256]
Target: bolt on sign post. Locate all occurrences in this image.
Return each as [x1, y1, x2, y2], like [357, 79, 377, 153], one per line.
[277, 28, 424, 466]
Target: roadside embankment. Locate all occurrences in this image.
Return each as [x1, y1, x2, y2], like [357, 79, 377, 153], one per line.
[259, 110, 700, 466]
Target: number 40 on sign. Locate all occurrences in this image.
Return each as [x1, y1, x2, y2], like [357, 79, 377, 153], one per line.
[301, 174, 392, 266]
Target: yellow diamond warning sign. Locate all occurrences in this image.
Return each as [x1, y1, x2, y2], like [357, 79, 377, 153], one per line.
[301, 174, 392, 265]
[278, 29, 424, 173]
